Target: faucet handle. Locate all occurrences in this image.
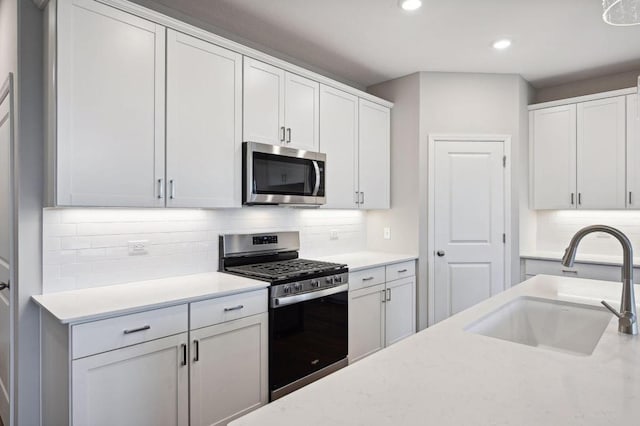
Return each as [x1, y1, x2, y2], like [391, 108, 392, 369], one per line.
[601, 300, 624, 319]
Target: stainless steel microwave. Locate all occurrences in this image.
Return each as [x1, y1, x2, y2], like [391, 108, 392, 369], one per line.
[243, 142, 326, 205]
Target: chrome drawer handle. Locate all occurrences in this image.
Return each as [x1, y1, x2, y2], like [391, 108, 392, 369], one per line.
[362, 277, 374, 281]
[561, 269, 578, 274]
[397, 269, 408, 273]
[224, 305, 244, 312]
[123, 325, 150, 335]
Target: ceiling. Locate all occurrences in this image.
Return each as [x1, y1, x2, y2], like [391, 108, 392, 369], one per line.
[139, 0, 640, 88]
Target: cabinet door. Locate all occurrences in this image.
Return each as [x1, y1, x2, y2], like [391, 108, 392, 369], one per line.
[243, 57, 285, 145]
[284, 73, 319, 150]
[384, 277, 416, 347]
[72, 333, 189, 426]
[627, 94, 640, 208]
[57, 0, 165, 206]
[358, 99, 390, 209]
[166, 30, 242, 208]
[319, 85, 358, 208]
[530, 105, 577, 209]
[190, 313, 268, 426]
[348, 283, 385, 363]
[577, 96, 626, 209]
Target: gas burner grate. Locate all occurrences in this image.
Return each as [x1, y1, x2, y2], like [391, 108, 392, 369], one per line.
[226, 258, 344, 280]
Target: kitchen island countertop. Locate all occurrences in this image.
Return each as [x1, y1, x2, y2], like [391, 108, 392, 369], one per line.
[231, 274, 640, 425]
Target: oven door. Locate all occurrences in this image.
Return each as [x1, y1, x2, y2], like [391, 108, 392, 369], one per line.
[244, 142, 326, 205]
[269, 284, 348, 400]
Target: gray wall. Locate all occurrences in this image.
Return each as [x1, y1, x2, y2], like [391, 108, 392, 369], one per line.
[535, 69, 640, 103]
[368, 72, 532, 330]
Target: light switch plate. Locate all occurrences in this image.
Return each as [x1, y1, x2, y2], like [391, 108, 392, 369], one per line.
[384, 227, 391, 240]
[330, 230, 339, 240]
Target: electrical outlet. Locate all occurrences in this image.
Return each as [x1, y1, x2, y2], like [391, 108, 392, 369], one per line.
[330, 230, 339, 240]
[383, 227, 391, 240]
[128, 240, 149, 255]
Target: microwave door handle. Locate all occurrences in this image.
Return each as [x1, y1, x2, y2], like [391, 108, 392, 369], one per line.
[312, 160, 321, 196]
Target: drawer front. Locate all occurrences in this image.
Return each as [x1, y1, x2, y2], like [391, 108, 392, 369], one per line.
[524, 259, 623, 282]
[72, 304, 188, 359]
[349, 267, 386, 291]
[190, 289, 267, 330]
[386, 260, 416, 282]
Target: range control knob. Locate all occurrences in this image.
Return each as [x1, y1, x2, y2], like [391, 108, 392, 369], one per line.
[293, 283, 302, 292]
[311, 280, 320, 288]
[325, 277, 334, 285]
[283, 285, 292, 294]
[334, 275, 343, 284]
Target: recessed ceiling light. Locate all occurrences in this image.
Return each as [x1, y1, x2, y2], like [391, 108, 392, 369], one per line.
[398, 0, 422, 11]
[492, 39, 512, 50]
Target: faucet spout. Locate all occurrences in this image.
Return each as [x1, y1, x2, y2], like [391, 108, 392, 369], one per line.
[561, 225, 637, 335]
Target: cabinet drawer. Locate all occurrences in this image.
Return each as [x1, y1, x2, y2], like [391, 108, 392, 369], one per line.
[72, 304, 188, 359]
[190, 289, 267, 330]
[348, 267, 385, 291]
[386, 260, 415, 282]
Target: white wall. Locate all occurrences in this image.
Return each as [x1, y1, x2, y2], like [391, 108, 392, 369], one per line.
[43, 208, 367, 293]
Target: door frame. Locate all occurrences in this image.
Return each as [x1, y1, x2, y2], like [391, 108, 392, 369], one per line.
[0, 72, 16, 426]
[427, 134, 512, 326]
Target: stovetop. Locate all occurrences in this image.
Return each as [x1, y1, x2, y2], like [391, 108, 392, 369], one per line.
[226, 258, 346, 281]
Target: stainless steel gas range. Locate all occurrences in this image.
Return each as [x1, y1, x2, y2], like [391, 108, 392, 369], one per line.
[219, 231, 348, 401]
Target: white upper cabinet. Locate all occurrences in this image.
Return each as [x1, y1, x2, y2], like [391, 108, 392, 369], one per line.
[243, 57, 319, 151]
[243, 58, 285, 145]
[530, 104, 577, 210]
[166, 30, 242, 208]
[627, 94, 640, 208]
[319, 85, 359, 209]
[358, 99, 390, 209]
[576, 96, 626, 209]
[57, 0, 166, 206]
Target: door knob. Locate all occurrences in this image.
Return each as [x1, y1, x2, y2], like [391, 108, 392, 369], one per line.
[436, 250, 445, 257]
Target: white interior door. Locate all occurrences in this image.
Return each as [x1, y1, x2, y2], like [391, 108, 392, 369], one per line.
[0, 75, 14, 426]
[433, 140, 506, 323]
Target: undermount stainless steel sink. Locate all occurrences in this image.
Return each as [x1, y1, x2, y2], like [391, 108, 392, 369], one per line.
[465, 296, 612, 356]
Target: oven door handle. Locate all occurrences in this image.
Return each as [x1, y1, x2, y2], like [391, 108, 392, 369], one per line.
[272, 283, 348, 308]
[312, 160, 321, 197]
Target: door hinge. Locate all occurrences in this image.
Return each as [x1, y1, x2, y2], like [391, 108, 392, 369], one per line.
[503, 155, 506, 168]
[503, 233, 506, 244]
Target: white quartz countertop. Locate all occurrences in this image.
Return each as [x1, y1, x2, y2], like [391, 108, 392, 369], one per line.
[521, 250, 640, 267]
[32, 272, 268, 324]
[314, 251, 417, 271]
[231, 275, 640, 425]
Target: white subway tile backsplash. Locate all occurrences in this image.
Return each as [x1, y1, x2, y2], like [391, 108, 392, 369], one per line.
[43, 208, 367, 293]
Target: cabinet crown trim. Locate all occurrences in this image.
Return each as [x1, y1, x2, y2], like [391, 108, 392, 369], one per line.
[528, 87, 636, 111]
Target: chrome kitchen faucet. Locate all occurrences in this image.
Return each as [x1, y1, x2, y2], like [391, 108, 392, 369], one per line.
[561, 225, 638, 335]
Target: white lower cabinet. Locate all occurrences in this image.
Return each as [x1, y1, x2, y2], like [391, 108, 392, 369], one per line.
[72, 333, 189, 426]
[348, 261, 416, 363]
[190, 313, 268, 426]
[41, 289, 268, 426]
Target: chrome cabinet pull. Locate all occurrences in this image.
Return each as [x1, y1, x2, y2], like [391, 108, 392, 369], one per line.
[280, 126, 286, 142]
[570, 192, 574, 205]
[169, 179, 176, 199]
[561, 269, 578, 274]
[286, 128, 292, 143]
[362, 276, 374, 281]
[397, 269, 408, 273]
[224, 304, 244, 312]
[123, 325, 150, 335]
[359, 192, 364, 204]
[630, 191, 633, 205]
[157, 178, 164, 199]
[193, 340, 199, 362]
[381, 289, 386, 303]
[387, 288, 391, 302]
[578, 193, 582, 205]
[355, 192, 359, 205]
[180, 343, 187, 366]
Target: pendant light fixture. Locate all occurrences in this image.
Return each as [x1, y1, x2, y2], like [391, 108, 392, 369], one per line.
[603, 0, 640, 26]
